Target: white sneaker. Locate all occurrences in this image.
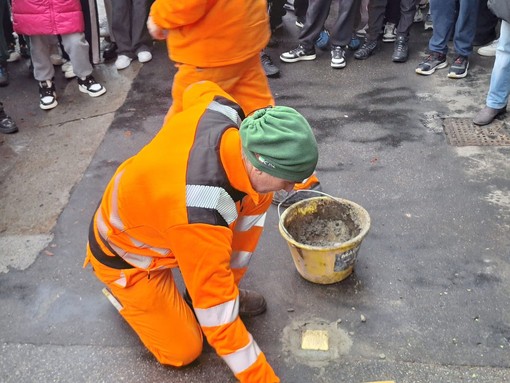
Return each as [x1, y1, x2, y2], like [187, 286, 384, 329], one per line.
[50, 53, 65, 66]
[7, 50, 21, 62]
[382, 22, 396, 43]
[424, 12, 433, 31]
[61, 62, 76, 79]
[478, 39, 499, 57]
[137, 51, 152, 63]
[115, 55, 132, 70]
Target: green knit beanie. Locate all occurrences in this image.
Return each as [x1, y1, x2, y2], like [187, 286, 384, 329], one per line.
[240, 106, 318, 182]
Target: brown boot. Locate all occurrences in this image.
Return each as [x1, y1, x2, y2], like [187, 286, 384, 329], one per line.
[238, 289, 267, 317]
[184, 289, 267, 317]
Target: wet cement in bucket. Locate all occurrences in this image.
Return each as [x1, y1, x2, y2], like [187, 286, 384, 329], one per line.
[285, 199, 362, 247]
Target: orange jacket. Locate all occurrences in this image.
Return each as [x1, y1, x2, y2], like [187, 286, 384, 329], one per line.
[92, 81, 279, 382]
[149, 0, 270, 67]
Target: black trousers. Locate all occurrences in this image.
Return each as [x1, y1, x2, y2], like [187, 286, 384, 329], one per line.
[299, 0, 361, 49]
[474, 0, 499, 45]
[366, 0, 419, 42]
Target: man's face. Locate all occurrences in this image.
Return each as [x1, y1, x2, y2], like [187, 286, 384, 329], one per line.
[248, 167, 296, 194]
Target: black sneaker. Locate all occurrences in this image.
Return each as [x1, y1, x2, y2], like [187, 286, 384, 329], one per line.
[0, 64, 9, 87]
[0, 103, 18, 134]
[39, 80, 58, 110]
[280, 44, 316, 63]
[392, 35, 409, 63]
[447, 55, 469, 79]
[295, 16, 305, 28]
[102, 41, 118, 61]
[331, 45, 346, 68]
[415, 52, 447, 75]
[78, 75, 106, 97]
[260, 51, 280, 78]
[354, 40, 378, 60]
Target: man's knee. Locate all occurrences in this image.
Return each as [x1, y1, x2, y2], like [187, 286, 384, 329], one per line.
[151, 339, 203, 367]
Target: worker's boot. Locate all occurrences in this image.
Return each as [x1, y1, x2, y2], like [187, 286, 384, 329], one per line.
[184, 289, 267, 317]
[238, 289, 267, 317]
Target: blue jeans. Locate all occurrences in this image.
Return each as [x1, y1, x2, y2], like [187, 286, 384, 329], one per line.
[486, 20, 510, 109]
[429, 0, 479, 57]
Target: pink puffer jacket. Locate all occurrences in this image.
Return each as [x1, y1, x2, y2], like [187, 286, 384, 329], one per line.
[12, 0, 85, 36]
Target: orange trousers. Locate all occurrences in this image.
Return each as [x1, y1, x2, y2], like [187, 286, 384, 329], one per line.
[85, 247, 203, 366]
[166, 54, 274, 120]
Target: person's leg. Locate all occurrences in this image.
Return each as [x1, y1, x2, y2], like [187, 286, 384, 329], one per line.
[486, 21, 510, 110]
[60, 33, 93, 78]
[428, 0, 456, 55]
[298, 0, 333, 49]
[87, 252, 203, 366]
[474, 0, 499, 46]
[269, 0, 287, 31]
[452, 0, 479, 57]
[111, 0, 134, 57]
[385, 0, 401, 25]
[329, 0, 360, 47]
[294, 0, 309, 19]
[30, 35, 55, 81]
[131, 0, 152, 54]
[365, 0, 387, 42]
[354, 0, 385, 59]
[0, 0, 9, 63]
[396, 0, 419, 36]
[30, 35, 58, 109]
[227, 54, 275, 116]
[167, 55, 274, 120]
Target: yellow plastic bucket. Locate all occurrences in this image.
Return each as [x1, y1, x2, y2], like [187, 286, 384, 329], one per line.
[278, 195, 370, 284]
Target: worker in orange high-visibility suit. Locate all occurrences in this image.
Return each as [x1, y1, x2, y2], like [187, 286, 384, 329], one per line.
[146, 0, 275, 119]
[83, 81, 319, 383]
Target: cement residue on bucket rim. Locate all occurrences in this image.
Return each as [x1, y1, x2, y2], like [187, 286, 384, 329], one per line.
[279, 196, 371, 250]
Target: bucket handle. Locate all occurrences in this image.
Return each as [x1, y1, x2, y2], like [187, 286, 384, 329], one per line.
[277, 189, 343, 237]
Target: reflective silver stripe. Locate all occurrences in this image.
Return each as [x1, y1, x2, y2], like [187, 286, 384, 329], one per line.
[207, 100, 242, 126]
[114, 272, 127, 287]
[235, 213, 266, 232]
[186, 185, 238, 225]
[222, 334, 261, 375]
[194, 296, 239, 327]
[94, 171, 172, 270]
[109, 172, 125, 231]
[231, 251, 252, 269]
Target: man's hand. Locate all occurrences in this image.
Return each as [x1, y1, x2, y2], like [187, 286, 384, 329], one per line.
[147, 16, 168, 40]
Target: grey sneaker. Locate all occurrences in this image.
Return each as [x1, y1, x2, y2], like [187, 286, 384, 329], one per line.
[472, 106, 506, 126]
[424, 12, 433, 30]
[280, 44, 316, 63]
[415, 52, 447, 75]
[382, 22, 396, 43]
[331, 45, 346, 68]
[261, 51, 280, 78]
[447, 55, 469, 79]
[392, 35, 409, 62]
